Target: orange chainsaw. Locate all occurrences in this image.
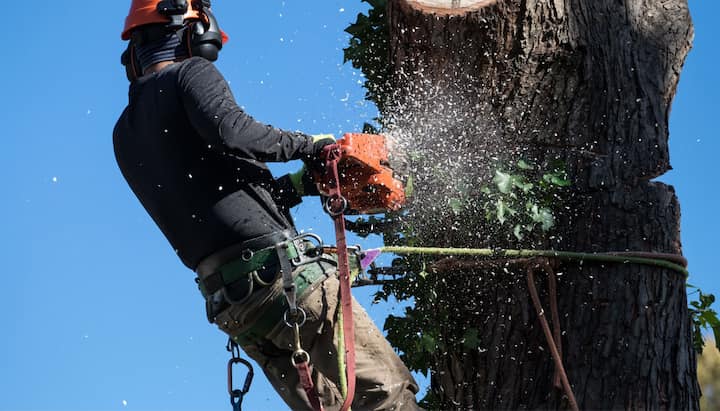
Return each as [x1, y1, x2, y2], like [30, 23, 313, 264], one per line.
[314, 133, 406, 215]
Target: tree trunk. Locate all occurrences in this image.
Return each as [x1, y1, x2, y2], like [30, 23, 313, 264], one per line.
[384, 0, 699, 409]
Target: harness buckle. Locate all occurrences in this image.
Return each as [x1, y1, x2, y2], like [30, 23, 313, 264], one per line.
[291, 233, 324, 267]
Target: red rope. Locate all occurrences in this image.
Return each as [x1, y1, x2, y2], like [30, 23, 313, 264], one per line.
[295, 360, 324, 411]
[323, 145, 357, 411]
[546, 262, 563, 389]
[526, 259, 579, 411]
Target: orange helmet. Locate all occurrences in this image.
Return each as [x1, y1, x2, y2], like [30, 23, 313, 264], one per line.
[122, 0, 228, 43]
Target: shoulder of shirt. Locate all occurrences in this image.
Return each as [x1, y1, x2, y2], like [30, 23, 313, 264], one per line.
[175, 57, 221, 85]
[177, 56, 215, 73]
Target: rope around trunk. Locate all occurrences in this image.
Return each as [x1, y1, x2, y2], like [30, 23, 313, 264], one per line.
[368, 246, 687, 409]
[379, 246, 688, 275]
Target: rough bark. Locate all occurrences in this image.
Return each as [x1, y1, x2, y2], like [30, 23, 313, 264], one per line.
[385, 0, 699, 409]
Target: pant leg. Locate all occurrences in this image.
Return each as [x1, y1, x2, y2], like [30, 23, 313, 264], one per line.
[242, 271, 421, 411]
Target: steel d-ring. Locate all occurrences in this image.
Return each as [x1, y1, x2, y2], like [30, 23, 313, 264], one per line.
[324, 195, 348, 216]
[283, 307, 307, 328]
[291, 349, 311, 367]
[241, 249, 254, 262]
[222, 276, 254, 305]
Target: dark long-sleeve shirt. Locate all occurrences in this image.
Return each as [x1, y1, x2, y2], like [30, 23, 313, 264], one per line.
[114, 57, 315, 270]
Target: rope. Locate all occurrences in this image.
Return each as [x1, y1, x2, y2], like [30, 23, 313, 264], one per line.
[526, 258, 579, 411]
[363, 245, 687, 409]
[324, 144, 357, 411]
[379, 246, 688, 276]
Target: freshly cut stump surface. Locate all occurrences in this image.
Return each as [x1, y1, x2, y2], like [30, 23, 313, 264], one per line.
[406, 0, 496, 14]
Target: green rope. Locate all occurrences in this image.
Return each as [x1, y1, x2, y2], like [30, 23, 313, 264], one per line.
[336, 303, 348, 400]
[379, 246, 689, 277]
[334, 246, 686, 405]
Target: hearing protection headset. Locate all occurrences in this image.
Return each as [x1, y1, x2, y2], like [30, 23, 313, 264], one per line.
[121, 0, 226, 82]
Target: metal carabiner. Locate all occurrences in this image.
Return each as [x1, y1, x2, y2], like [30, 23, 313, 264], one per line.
[289, 322, 311, 367]
[228, 357, 254, 411]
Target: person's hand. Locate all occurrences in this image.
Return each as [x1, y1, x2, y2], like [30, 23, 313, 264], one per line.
[307, 134, 336, 174]
[288, 164, 320, 196]
[312, 134, 335, 143]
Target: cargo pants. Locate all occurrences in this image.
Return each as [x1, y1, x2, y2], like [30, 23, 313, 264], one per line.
[212, 255, 421, 411]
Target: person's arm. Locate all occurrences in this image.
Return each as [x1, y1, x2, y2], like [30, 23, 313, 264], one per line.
[177, 57, 314, 162]
[273, 174, 304, 210]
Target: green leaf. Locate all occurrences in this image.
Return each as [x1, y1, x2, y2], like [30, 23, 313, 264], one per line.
[493, 170, 513, 194]
[448, 198, 463, 215]
[517, 159, 534, 170]
[420, 334, 436, 352]
[513, 225, 524, 240]
[513, 179, 534, 193]
[529, 205, 556, 231]
[550, 174, 572, 187]
[538, 207, 556, 231]
[462, 328, 481, 349]
[405, 174, 414, 197]
[496, 199, 516, 224]
[418, 262, 428, 279]
[701, 293, 716, 307]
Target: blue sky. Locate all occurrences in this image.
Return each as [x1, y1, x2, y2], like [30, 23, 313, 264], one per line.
[0, 1, 717, 410]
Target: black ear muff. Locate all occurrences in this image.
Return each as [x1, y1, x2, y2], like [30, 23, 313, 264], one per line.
[187, 8, 223, 62]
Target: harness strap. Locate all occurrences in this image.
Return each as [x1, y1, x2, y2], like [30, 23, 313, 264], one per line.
[323, 144, 357, 411]
[198, 241, 299, 297]
[295, 360, 325, 411]
[277, 242, 298, 317]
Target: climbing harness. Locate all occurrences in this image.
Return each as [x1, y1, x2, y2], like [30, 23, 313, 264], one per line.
[197, 232, 325, 307]
[226, 338, 253, 411]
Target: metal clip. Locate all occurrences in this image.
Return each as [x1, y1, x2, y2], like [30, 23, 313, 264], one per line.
[276, 241, 297, 315]
[226, 339, 254, 411]
[290, 322, 311, 367]
[291, 233, 324, 267]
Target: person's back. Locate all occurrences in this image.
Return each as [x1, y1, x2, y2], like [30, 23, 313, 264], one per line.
[114, 57, 310, 269]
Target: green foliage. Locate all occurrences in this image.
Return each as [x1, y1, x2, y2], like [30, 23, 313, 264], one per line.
[344, 0, 391, 111]
[688, 285, 720, 353]
[343, 0, 718, 400]
[385, 307, 441, 376]
[481, 159, 568, 241]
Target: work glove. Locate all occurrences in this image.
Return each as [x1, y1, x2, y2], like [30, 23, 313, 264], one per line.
[306, 134, 336, 175]
[288, 164, 320, 196]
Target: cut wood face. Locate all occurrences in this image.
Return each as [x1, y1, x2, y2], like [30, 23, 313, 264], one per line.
[407, 0, 496, 14]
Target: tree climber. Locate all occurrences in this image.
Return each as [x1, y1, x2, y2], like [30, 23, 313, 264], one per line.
[112, 1, 420, 409]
